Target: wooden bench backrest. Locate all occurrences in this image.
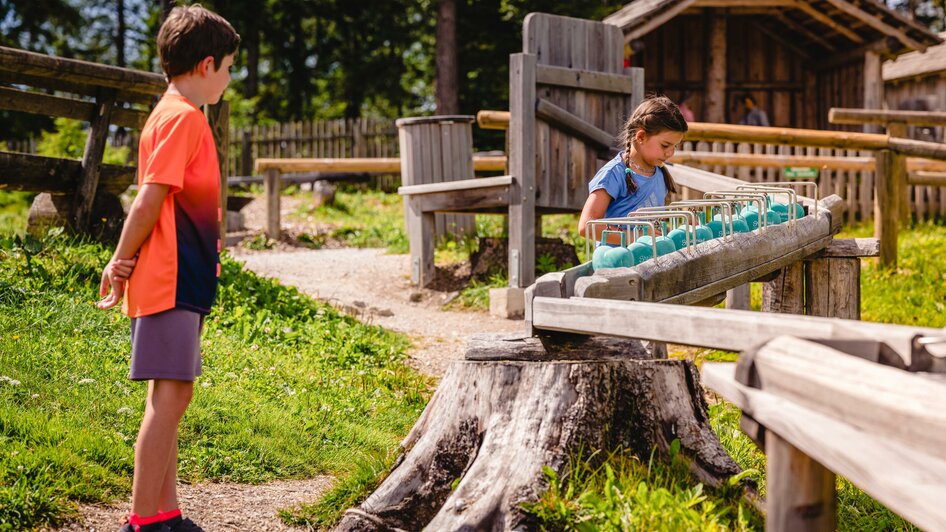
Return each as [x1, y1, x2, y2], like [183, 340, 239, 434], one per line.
[520, 13, 640, 212]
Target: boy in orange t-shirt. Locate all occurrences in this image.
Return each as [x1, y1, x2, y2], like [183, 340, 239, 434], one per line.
[97, 6, 239, 532]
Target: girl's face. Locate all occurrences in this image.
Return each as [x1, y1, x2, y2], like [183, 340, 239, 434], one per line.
[635, 130, 685, 167]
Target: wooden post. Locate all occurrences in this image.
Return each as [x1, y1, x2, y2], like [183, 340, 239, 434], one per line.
[205, 100, 229, 244]
[626, 66, 645, 113]
[725, 284, 751, 310]
[765, 431, 837, 532]
[887, 122, 911, 225]
[241, 128, 252, 177]
[761, 262, 805, 315]
[805, 257, 860, 319]
[407, 197, 435, 286]
[73, 90, 116, 231]
[264, 168, 280, 239]
[863, 51, 883, 135]
[874, 149, 900, 268]
[508, 53, 536, 288]
[704, 12, 727, 123]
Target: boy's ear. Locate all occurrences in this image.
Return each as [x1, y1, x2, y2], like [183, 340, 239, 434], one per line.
[199, 56, 216, 76]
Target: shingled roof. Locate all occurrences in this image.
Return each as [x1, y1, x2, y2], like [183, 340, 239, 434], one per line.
[605, 0, 942, 56]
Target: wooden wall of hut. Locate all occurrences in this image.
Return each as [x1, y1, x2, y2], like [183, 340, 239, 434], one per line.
[885, 74, 946, 142]
[630, 15, 865, 131]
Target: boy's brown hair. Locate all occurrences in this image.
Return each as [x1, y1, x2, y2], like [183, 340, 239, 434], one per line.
[620, 95, 688, 195]
[158, 4, 240, 79]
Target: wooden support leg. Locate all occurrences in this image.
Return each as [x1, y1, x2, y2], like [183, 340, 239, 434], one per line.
[264, 169, 281, 239]
[765, 431, 837, 532]
[874, 149, 902, 269]
[725, 283, 751, 310]
[407, 197, 435, 287]
[806, 257, 860, 319]
[761, 261, 805, 315]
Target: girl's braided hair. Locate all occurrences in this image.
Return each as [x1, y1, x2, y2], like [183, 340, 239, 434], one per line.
[620, 95, 688, 195]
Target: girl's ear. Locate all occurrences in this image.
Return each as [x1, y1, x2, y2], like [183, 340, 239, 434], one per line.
[634, 130, 647, 144]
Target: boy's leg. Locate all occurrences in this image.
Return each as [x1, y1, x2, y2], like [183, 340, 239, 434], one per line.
[157, 431, 180, 513]
[132, 379, 193, 517]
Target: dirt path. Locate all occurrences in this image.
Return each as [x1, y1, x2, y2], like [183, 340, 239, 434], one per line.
[61, 194, 521, 531]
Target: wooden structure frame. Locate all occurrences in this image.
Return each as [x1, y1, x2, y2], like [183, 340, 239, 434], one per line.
[398, 13, 644, 288]
[0, 46, 230, 239]
[603, 0, 942, 130]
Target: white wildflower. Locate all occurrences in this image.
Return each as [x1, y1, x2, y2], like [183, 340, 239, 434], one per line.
[116, 406, 132, 416]
[78, 378, 95, 385]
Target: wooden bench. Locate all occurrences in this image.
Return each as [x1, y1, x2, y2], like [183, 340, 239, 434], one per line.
[398, 13, 644, 290]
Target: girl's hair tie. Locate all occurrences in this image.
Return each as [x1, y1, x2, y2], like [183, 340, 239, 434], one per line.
[625, 167, 633, 175]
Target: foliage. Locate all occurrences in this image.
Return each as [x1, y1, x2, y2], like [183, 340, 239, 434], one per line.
[0, 234, 431, 530]
[287, 187, 408, 252]
[35, 118, 131, 165]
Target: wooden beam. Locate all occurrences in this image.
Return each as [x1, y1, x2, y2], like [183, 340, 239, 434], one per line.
[255, 155, 506, 174]
[477, 110, 510, 130]
[792, 0, 864, 44]
[0, 70, 159, 106]
[767, 431, 837, 532]
[753, 20, 813, 61]
[398, 175, 514, 196]
[625, 0, 697, 42]
[531, 298, 945, 365]
[830, 107, 946, 127]
[910, 171, 946, 187]
[535, 65, 634, 94]
[821, 0, 927, 52]
[534, 98, 615, 151]
[0, 46, 166, 96]
[694, 0, 795, 6]
[0, 152, 134, 195]
[863, 51, 885, 134]
[820, 238, 880, 258]
[0, 86, 148, 129]
[73, 91, 115, 231]
[673, 150, 874, 170]
[813, 40, 892, 72]
[702, 362, 946, 532]
[874, 149, 902, 268]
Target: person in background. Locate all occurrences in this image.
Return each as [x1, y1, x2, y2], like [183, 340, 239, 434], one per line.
[738, 94, 770, 127]
[678, 92, 696, 123]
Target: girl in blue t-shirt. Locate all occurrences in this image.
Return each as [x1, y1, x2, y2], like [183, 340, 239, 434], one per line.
[578, 96, 688, 244]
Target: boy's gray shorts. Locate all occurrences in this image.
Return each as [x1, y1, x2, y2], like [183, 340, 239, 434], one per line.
[129, 308, 204, 381]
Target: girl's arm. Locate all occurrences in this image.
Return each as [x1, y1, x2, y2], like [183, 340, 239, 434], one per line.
[97, 183, 171, 309]
[578, 190, 623, 245]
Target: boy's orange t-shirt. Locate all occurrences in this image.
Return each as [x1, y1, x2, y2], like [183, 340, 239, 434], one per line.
[123, 93, 221, 318]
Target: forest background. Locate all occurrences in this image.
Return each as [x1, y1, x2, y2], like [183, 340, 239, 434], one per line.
[1, 0, 944, 153]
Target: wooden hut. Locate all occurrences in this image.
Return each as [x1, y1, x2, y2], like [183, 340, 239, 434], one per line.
[605, 0, 942, 129]
[884, 31, 946, 142]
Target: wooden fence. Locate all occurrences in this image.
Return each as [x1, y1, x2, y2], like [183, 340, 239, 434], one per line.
[228, 118, 399, 178]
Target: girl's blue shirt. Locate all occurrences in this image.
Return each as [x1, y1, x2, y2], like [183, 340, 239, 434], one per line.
[588, 152, 667, 218]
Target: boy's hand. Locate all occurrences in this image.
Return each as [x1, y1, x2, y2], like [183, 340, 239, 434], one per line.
[97, 257, 137, 310]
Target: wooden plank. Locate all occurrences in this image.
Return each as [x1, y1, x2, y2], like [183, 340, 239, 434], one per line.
[73, 91, 115, 231]
[406, 197, 436, 287]
[820, 238, 879, 258]
[792, 0, 864, 44]
[725, 284, 751, 310]
[508, 53, 537, 288]
[398, 176, 514, 196]
[254, 155, 505, 174]
[0, 46, 165, 95]
[532, 298, 944, 365]
[702, 362, 946, 532]
[414, 186, 512, 214]
[535, 98, 615, 152]
[830, 108, 946, 127]
[0, 86, 149, 129]
[534, 64, 634, 94]
[704, 12, 726, 123]
[0, 152, 133, 194]
[766, 430, 837, 532]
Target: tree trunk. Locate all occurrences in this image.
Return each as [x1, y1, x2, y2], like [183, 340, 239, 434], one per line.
[435, 0, 459, 115]
[335, 333, 744, 530]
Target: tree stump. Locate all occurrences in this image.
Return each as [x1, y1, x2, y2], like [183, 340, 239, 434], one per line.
[335, 333, 744, 530]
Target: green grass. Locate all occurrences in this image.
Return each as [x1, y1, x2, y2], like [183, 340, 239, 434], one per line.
[0, 231, 431, 530]
[288, 187, 409, 252]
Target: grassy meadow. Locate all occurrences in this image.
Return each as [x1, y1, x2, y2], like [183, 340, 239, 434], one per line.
[1, 188, 942, 530]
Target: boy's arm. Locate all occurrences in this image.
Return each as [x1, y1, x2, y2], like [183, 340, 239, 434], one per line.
[97, 183, 171, 309]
